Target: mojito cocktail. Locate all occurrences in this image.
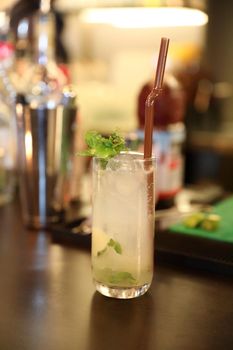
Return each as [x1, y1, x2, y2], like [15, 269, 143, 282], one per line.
[92, 152, 155, 299]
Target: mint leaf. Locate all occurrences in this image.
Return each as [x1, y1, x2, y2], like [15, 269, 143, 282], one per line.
[107, 238, 122, 254]
[85, 131, 100, 148]
[96, 238, 122, 257]
[108, 239, 122, 254]
[107, 239, 115, 247]
[108, 271, 136, 285]
[78, 149, 95, 157]
[98, 267, 137, 287]
[97, 246, 108, 257]
[97, 268, 137, 286]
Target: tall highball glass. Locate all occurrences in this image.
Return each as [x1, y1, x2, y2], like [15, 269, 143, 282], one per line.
[91, 152, 156, 299]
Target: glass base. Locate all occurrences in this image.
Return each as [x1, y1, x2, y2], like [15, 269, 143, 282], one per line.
[94, 281, 151, 299]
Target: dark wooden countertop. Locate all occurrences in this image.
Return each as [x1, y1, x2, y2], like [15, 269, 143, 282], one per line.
[0, 199, 233, 350]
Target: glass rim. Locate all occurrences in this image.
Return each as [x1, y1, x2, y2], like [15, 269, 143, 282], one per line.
[93, 151, 157, 163]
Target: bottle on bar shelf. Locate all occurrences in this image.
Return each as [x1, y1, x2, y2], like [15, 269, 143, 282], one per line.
[137, 70, 186, 209]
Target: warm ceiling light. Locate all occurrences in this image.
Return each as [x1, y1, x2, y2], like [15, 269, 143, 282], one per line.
[0, 11, 6, 27]
[79, 7, 208, 28]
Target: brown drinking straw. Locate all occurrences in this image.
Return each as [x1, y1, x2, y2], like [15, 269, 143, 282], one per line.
[144, 38, 169, 215]
[144, 37, 170, 159]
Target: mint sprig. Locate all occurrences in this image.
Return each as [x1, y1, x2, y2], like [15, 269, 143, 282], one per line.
[78, 131, 127, 162]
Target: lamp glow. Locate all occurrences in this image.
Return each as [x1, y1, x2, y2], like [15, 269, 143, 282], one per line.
[79, 7, 208, 28]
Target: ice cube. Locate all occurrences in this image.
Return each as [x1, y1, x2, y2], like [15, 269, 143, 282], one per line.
[105, 153, 145, 196]
[106, 153, 137, 172]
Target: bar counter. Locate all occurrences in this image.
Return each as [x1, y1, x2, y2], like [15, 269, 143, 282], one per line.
[0, 198, 233, 350]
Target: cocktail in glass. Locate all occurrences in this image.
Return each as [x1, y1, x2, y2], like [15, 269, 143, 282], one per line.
[91, 152, 155, 299]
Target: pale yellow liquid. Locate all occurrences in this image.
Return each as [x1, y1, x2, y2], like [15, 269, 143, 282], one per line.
[92, 155, 155, 290]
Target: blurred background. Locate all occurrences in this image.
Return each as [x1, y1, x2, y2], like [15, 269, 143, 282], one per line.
[0, 0, 233, 208]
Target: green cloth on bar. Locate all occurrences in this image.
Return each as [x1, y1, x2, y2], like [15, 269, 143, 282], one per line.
[170, 196, 233, 244]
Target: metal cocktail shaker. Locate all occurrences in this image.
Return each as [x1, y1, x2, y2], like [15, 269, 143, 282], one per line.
[14, 0, 79, 228]
[16, 85, 77, 228]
